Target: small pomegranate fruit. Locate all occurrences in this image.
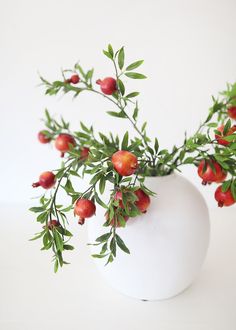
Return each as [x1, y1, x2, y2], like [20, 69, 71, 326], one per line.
[47, 220, 60, 230]
[70, 74, 80, 84]
[32, 171, 56, 189]
[215, 124, 236, 146]
[74, 199, 96, 225]
[105, 211, 129, 228]
[80, 147, 90, 160]
[197, 160, 227, 185]
[55, 133, 76, 157]
[215, 185, 235, 207]
[111, 150, 138, 176]
[227, 106, 236, 120]
[96, 77, 117, 95]
[134, 189, 151, 213]
[38, 131, 51, 144]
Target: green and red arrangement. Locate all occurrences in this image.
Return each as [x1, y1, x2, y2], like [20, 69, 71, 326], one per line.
[30, 45, 236, 272]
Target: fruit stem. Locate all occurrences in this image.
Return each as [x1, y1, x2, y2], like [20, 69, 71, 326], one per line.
[32, 182, 40, 188]
[78, 218, 85, 225]
[218, 201, 224, 207]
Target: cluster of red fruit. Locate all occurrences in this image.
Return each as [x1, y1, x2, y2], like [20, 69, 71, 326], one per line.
[73, 150, 150, 226]
[38, 131, 90, 159]
[64, 72, 117, 96]
[34, 121, 150, 227]
[197, 106, 236, 207]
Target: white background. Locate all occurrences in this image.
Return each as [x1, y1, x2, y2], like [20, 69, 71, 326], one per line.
[1, 0, 236, 329]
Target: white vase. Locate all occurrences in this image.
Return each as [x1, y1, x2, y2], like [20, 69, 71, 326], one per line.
[87, 172, 210, 301]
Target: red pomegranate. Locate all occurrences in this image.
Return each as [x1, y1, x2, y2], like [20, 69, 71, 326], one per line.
[38, 131, 51, 144]
[197, 160, 227, 185]
[32, 171, 56, 189]
[215, 125, 236, 146]
[227, 106, 236, 120]
[134, 189, 151, 213]
[74, 199, 96, 225]
[111, 150, 138, 176]
[215, 185, 235, 207]
[96, 77, 117, 95]
[70, 74, 80, 84]
[80, 147, 90, 160]
[55, 133, 76, 157]
[47, 220, 60, 230]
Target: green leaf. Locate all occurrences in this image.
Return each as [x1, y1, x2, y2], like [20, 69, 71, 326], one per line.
[222, 180, 231, 193]
[54, 231, 64, 252]
[223, 119, 231, 135]
[105, 254, 114, 265]
[103, 50, 113, 60]
[125, 72, 147, 79]
[99, 176, 106, 194]
[95, 192, 108, 209]
[54, 259, 59, 273]
[56, 227, 73, 237]
[121, 131, 129, 150]
[107, 111, 127, 118]
[108, 44, 114, 58]
[141, 122, 147, 132]
[29, 231, 45, 241]
[118, 47, 125, 70]
[126, 60, 144, 71]
[110, 237, 116, 257]
[80, 121, 91, 133]
[95, 232, 112, 243]
[74, 63, 86, 78]
[45, 109, 51, 123]
[117, 79, 125, 96]
[154, 138, 159, 153]
[37, 212, 48, 223]
[132, 104, 139, 121]
[183, 157, 194, 164]
[100, 243, 108, 255]
[63, 244, 74, 250]
[29, 206, 46, 213]
[115, 234, 130, 254]
[126, 92, 139, 98]
[92, 254, 108, 258]
[231, 182, 236, 201]
[90, 172, 102, 185]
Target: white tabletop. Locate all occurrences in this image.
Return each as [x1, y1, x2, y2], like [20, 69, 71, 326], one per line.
[0, 204, 235, 330]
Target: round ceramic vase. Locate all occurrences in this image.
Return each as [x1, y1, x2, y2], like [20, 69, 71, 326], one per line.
[87, 172, 210, 301]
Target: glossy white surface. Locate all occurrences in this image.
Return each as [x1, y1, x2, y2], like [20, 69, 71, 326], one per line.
[88, 173, 210, 300]
[0, 204, 235, 330]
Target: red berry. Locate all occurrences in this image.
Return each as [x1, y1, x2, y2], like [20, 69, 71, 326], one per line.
[134, 189, 151, 213]
[47, 220, 60, 230]
[215, 185, 235, 207]
[197, 160, 227, 185]
[105, 211, 129, 228]
[32, 171, 56, 189]
[227, 106, 236, 120]
[111, 150, 138, 176]
[215, 125, 236, 146]
[55, 134, 76, 157]
[74, 199, 96, 225]
[96, 77, 117, 95]
[70, 74, 80, 84]
[38, 131, 51, 144]
[80, 147, 90, 160]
